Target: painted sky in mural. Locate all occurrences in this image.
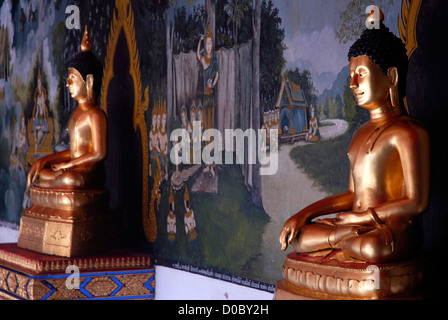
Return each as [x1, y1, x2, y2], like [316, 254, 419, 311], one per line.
[277, 0, 401, 94]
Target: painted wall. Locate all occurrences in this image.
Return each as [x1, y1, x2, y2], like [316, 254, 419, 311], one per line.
[1, 0, 446, 297]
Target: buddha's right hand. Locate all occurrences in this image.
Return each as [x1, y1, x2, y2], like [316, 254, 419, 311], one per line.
[279, 215, 307, 251]
[27, 158, 46, 188]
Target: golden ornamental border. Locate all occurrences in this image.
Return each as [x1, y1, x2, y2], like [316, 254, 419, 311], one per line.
[100, 0, 153, 242]
[399, 0, 423, 59]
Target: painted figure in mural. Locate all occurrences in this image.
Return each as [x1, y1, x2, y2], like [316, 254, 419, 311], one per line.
[171, 130, 184, 191]
[13, 112, 29, 164]
[197, 103, 204, 134]
[197, 26, 219, 132]
[150, 108, 160, 178]
[26, 27, 106, 189]
[306, 105, 320, 143]
[195, 103, 205, 157]
[32, 69, 50, 157]
[184, 186, 197, 242]
[158, 100, 169, 181]
[197, 27, 219, 179]
[260, 112, 268, 153]
[271, 110, 279, 151]
[180, 106, 189, 133]
[188, 102, 196, 164]
[275, 109, 281, 135]
[279, 12, 430, 263]
[149, 99, 168, 181]
[167, 187, 176, 243]
[188, 102, 196, 136]
[180, 106, 191, 160]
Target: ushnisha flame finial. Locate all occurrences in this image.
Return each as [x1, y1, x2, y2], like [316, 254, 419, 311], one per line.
[367, 7, 385, 26]
[81, 25, 93, 53]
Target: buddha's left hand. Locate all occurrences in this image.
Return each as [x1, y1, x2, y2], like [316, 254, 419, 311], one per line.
[52, 162, 73, 172]
[334, 211, 373, 226]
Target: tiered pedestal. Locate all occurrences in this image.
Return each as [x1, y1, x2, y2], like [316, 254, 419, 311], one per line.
[18, 187, 117, 258]
[0, 244, 155, 300]
[275, 251, 425, 300]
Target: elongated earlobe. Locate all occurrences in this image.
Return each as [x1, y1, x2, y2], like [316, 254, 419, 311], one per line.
[390, 86, 400, 108]
[86, 74, 95, 101]
[387, 67, 400, 109]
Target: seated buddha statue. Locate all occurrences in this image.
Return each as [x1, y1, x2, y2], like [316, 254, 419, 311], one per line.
[279, 12, 430, 264]
[27, 26, 106, 190]
[18, 27, 111, 258]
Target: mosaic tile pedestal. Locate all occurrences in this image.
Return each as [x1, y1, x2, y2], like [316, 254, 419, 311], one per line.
[0, 243, 155, 300]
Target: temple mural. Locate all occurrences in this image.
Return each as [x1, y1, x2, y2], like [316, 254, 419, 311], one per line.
[0, 0, 406, 291]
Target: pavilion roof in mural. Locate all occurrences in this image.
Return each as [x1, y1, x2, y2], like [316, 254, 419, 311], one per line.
[275, 77, 307, 109]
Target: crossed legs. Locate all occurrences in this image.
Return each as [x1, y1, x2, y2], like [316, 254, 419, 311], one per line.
[292, 223, 396, 263]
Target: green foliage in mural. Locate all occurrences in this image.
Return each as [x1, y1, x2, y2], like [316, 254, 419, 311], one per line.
[154, 164, 269, 281]
[260, 0, 286, 112]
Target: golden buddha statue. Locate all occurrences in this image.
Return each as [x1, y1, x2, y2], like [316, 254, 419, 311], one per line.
[279, 12, 430, 265]
[18, 26, 113, 258]
[27, 27, 106, 190]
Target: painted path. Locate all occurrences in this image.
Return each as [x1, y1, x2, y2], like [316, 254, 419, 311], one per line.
[259, 119, 349, 283]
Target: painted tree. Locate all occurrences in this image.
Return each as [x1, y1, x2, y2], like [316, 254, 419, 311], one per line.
[259, 0, 286, 112]
[225, 0, 251, 45]
[205, 0, 216, 44]
[251, 0, 262, 205]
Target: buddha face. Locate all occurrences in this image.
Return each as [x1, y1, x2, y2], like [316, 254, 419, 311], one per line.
[349, 55, 391, 110]
[66, 68, 87, 101]
[197, 109, 203, 123]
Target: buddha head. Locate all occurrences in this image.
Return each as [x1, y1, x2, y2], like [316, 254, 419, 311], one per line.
[348, 10, 408, 115]
[66, 26, 103, 104]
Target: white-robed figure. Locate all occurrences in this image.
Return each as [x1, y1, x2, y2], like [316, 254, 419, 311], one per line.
[306, 105, 320, 143]
[183, 186, 197, 242]
[32, 69, 50, 157]
[260, 112, 268, 153]
[167, 187, 176, 243]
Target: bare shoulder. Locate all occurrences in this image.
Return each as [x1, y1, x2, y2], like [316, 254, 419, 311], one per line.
[86, 106, 107, 121]
[388, 116, 429, 145]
